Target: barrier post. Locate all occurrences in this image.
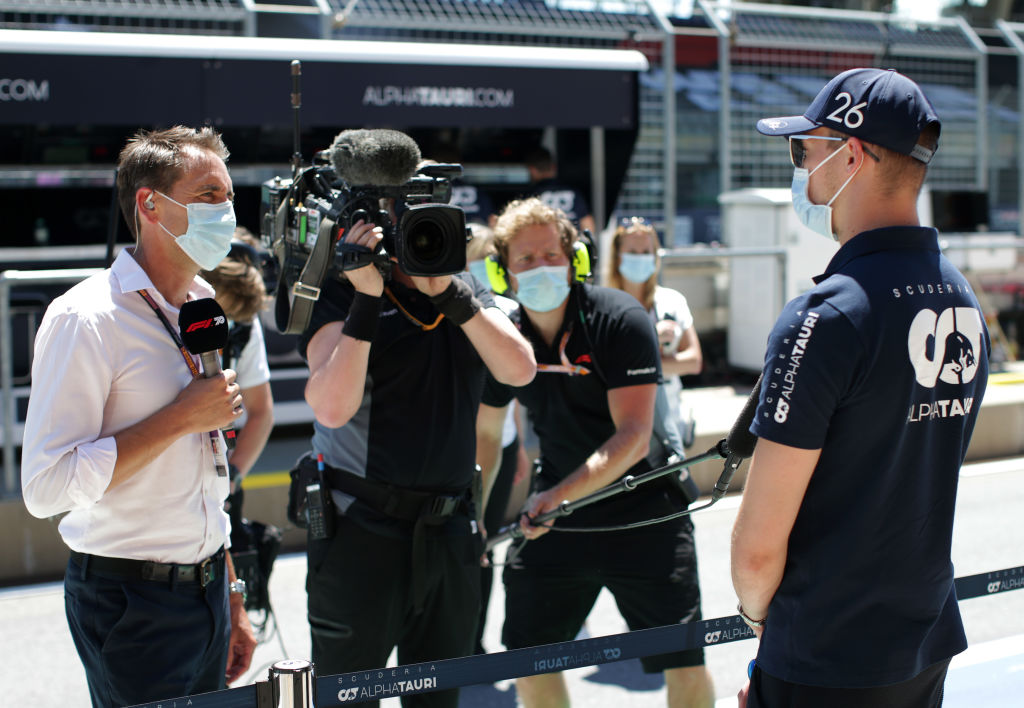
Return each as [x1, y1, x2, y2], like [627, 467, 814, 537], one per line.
[268, 659, 315, 708]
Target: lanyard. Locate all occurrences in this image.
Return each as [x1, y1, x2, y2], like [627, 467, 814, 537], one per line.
[137, 288, 227, 476]
[536, 325, 591, 377]
[138, 288, 201, 377]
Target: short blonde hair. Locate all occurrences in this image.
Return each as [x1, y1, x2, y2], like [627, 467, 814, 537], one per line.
[492, 197, 576, 266]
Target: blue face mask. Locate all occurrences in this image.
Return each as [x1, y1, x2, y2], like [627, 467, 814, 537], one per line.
[790, 142, 858, 242]
[619, 253, 657, 283]
[514, 265, 571, 312]
[467, 259, 491, 288]
[154, 190, 237, 270]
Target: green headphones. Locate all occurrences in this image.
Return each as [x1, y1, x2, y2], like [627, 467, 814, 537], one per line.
[484, 239, 592, 295]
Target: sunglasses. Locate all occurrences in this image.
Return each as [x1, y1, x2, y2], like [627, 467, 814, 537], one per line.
[787, 135, 847, 169]
[617, 217, 657, 236]
[788, 135, 882, 169]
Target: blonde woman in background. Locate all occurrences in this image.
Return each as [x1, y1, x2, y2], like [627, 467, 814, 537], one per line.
[607, 217, 702, 442]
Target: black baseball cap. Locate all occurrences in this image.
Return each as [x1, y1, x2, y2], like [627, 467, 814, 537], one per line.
[756, 68, 941, 164]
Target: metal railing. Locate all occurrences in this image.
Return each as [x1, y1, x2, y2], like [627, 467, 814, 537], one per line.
[125, 562, 1024, 707]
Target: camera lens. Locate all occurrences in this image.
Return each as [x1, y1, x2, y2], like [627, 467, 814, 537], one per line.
[397, 204, 467, 276]
[408, 221, 446, 263]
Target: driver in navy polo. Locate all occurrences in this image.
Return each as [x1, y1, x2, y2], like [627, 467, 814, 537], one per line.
[731, 68, 990, 708]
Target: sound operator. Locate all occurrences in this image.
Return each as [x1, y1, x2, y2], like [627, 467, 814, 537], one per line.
[296, 133, 535, 708]
[731, 69, 990, 708]
[476, 198, 714, 708]
[21, 126, 256, 708]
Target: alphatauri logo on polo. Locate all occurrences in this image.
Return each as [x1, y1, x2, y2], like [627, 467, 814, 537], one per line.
[907, 307, 983, 387]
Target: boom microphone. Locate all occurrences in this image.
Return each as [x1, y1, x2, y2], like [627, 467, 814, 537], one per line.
[178, 298, 237, 452]
[328, 129, 422, 186]
[711, 373, 762, 501]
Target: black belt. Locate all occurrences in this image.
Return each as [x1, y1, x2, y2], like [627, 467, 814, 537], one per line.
[320, 464, 470, 523]
[317, 462, 472, 615]
[70, 547, 225, 588]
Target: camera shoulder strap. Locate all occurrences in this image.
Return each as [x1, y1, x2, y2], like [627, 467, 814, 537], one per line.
[278, 215, 338, 334]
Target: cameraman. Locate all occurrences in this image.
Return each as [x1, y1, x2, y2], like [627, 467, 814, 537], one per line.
[477, 198, 713, 708]
[298, 210, 535, 706]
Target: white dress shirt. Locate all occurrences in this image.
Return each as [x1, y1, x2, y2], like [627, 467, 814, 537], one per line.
[21, 249, 230, 564]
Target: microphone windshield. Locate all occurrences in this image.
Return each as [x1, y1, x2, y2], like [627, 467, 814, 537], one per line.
[329, 129, 422, 186]
[178, 298, 229, 354]
[725, 374, 762, 459]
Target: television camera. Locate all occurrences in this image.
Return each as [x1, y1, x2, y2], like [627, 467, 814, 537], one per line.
[259, 127, 469, 334]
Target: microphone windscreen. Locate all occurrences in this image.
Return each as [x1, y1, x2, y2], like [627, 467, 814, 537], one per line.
[329, 129, 422, 186]
[178, 298, 229, 354]
[725, 373, 762, 459]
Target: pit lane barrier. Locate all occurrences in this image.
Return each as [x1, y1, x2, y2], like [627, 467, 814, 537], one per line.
[128, 564, 1023, 708]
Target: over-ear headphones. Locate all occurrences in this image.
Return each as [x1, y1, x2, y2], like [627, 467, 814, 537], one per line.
[485, 237, 593, 296]
[143, 192, 156, 210]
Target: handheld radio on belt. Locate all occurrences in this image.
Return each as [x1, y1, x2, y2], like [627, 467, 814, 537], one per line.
[305, 454, 335, 541]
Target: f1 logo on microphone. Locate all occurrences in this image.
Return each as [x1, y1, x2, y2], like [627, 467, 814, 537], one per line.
[185, 316, 227, 333]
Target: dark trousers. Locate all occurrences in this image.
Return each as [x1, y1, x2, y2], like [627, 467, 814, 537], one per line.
[749, 658, 950, 708]
[64, 555, 230, 708]
[476, 436, 520, 653]
[307, 513, 481, 708]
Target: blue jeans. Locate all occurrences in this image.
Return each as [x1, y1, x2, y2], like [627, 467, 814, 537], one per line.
[64, 555, 230, 708]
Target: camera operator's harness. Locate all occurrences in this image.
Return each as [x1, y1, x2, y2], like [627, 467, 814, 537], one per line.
[272, 199, 337, 335]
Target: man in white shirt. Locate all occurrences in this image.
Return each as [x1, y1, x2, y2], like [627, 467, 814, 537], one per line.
[21, 126, 257, 708]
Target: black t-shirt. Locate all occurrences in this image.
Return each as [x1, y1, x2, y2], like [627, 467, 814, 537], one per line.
[483, 284, 681, 525]
[298, 273, 495, 530]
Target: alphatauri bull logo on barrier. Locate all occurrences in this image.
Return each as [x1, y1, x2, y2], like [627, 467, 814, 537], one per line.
[907, 307, 983, 387]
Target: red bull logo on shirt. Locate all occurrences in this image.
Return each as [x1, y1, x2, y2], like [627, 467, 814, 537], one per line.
[907, 307, 983, 387]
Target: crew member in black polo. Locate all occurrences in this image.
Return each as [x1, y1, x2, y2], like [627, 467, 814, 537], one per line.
[477, 197, 714, 708]
[298, 198, 535, 707]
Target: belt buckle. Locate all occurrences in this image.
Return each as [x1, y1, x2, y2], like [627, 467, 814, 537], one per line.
[429, 495, 458, 517]
[198, 557, 215, 588]
[140, 561, 158, 582]
[292, 282, 321, 301]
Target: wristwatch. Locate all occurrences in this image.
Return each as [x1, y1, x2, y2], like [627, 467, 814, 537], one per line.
[229, 578, 248, 604]
[737, 603, 766, 629]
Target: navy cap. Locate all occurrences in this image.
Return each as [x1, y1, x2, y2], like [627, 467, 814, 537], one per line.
[756, 68, 941, 164]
